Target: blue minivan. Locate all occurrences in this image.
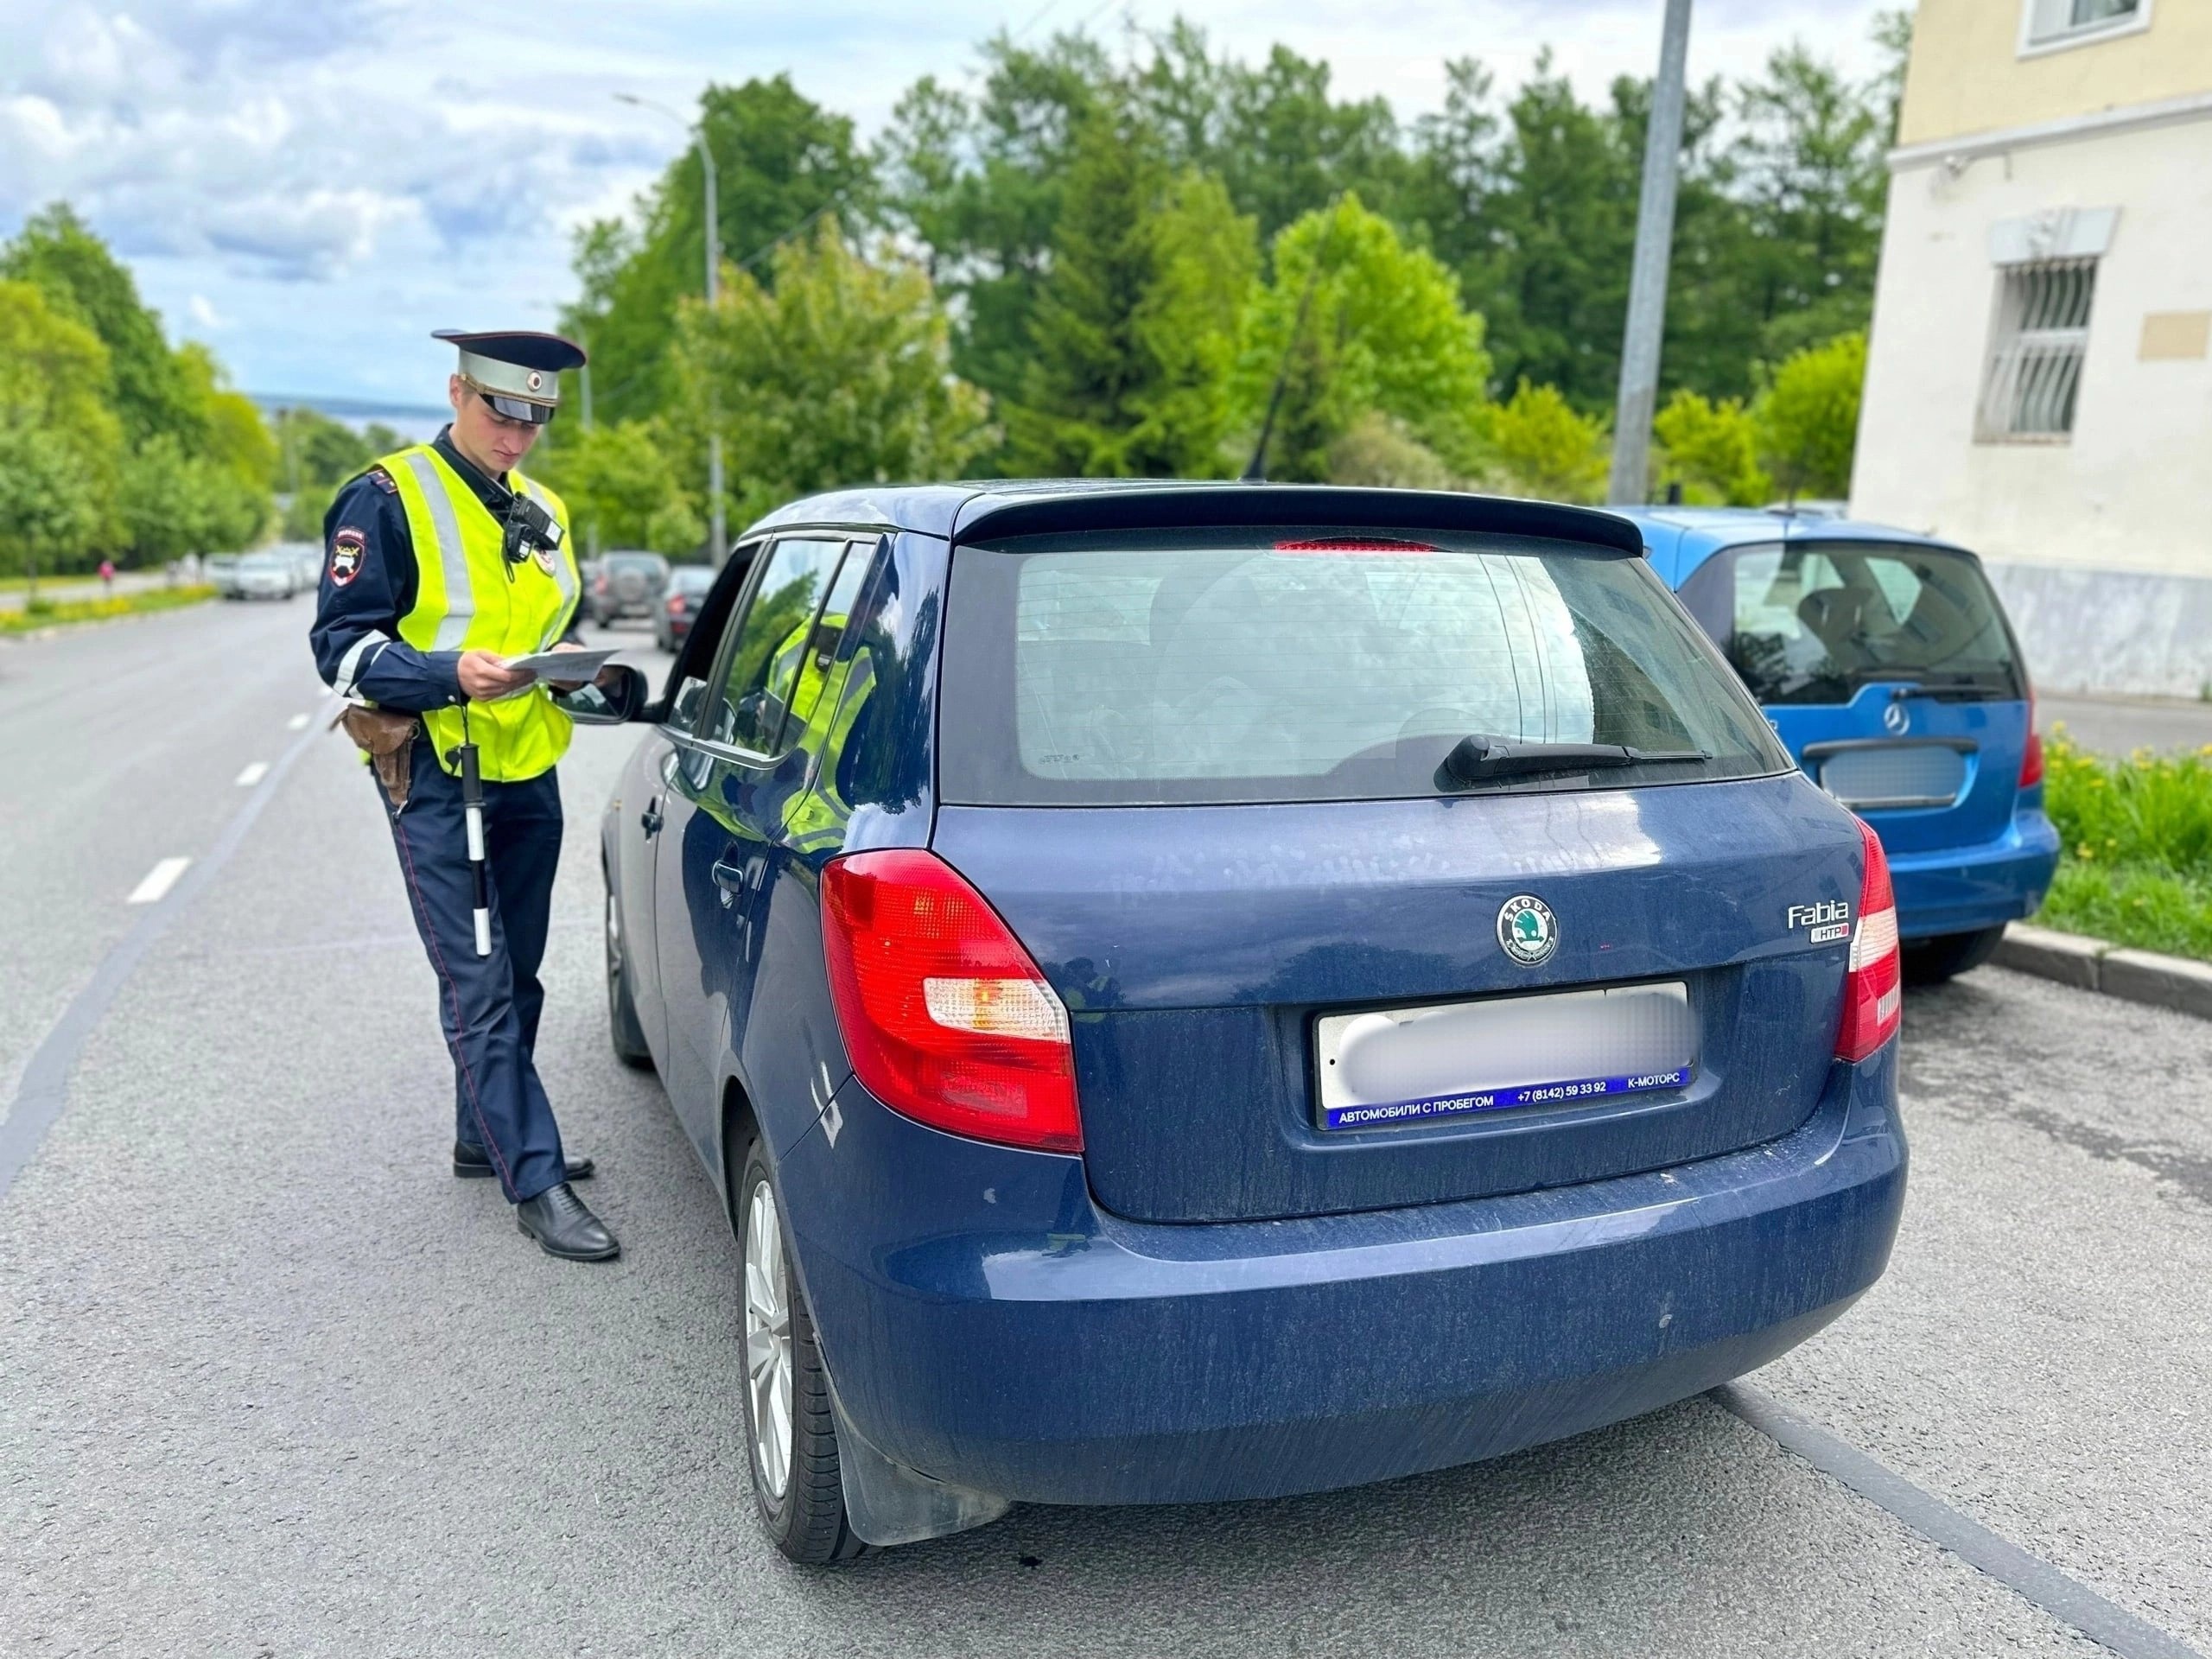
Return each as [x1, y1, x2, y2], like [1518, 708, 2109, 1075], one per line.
[1622, 509, 2061, 983]
[597, 483, 1908, 1561]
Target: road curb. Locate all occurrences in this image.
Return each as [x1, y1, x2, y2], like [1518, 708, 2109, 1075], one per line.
[1993, 924, 2212, 1020]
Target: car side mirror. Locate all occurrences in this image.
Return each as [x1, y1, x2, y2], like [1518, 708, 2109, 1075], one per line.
[555, 663, 649, 725]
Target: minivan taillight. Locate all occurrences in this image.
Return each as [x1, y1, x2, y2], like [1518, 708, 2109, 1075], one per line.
[2020, 690, 2044, 787]
[1835, 817, 1902, 1063]
[820, 849, 1081, 1153]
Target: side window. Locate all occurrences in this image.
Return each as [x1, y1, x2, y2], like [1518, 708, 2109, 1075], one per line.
[664, 541, 762, 730]
[706, 537, 851, 756]
[783, 541, 878, 751]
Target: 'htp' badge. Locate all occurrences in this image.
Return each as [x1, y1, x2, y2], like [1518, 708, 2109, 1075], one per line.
[1497, 894, 1559, 966]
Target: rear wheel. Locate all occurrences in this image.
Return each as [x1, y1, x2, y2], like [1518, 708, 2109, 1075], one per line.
[1902, 924, 2008, 986]
[737, 1137, 865, 1565]
[604, 881, 654, 1069]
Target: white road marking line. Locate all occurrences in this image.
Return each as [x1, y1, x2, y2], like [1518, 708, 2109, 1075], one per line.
[127, 857, 191, 906]
[235, 762, 270, 787]
[287, 713, 309, 731]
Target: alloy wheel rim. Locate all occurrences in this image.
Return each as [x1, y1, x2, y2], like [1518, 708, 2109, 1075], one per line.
[743, 1179, 794, 1501]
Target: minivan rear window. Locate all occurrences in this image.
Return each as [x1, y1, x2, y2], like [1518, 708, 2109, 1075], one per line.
[940, 529, 1790, 807]
[1681, 541, 2024, 706]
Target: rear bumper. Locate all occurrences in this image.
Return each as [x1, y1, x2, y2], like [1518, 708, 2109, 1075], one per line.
[1884, 804, 2059, 940]
[778, 1047, 1906, 1508]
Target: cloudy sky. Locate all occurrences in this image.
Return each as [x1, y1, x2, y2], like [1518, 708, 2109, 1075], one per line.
[1, 0, 1890, 412]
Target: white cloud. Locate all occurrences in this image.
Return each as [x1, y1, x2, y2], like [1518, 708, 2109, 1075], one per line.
[186, 291, 223, 327]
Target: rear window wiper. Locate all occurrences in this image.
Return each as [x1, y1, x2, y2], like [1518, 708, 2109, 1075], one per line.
[1437, 734, 1711, 791]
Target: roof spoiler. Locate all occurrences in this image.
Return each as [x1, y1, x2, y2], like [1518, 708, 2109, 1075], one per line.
[951, 484, 1646, 557]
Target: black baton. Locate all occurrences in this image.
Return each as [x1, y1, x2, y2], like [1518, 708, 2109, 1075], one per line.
[454, 738, 492, 957]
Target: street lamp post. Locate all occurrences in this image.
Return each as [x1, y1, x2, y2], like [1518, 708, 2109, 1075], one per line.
[1608, 0, 1694, 506]
[617, 92, 728, 564]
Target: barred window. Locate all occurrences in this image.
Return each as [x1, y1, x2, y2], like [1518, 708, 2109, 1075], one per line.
[1978, 258, 2096, 442]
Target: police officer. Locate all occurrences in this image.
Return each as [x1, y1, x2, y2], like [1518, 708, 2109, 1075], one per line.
[310, 329, 618, 1262]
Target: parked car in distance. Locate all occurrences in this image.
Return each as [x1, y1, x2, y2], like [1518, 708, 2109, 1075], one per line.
[283, 542, 322, 589]
[588, 550, 670, 626]
[1624, 507, 2060, 983]
[204, 553, 242, 597]
[654, 563, 717, 653]
[227, 550, 299, 601]
[597, 481, 1909, 1564]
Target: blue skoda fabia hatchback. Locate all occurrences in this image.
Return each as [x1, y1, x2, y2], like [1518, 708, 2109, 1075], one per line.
[598, 482, 1909, 1561]
[1620, 508, 2061, 982]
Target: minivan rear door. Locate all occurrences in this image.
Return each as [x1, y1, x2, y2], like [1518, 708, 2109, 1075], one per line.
[1679, 539, 2030, 857]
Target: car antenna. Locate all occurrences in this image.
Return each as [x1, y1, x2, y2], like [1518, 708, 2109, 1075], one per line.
[1243, 193, 1344, 485]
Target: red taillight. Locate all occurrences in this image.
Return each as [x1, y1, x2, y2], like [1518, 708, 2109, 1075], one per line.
[2019, 690, 2044, 787]
[667, 594, 685, 614]
[820, 850, 1081, 1153]
[593, 575, 609, 594]
[1835, 817, 1902, 1063]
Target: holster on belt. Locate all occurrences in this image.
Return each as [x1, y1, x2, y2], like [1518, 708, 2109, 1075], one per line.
[336, 704, 421, 809]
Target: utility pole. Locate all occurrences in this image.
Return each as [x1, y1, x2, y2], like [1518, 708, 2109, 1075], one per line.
[1607, 0, 1694, 506]
[578, 356, 600, 560]
[618, 92, 727, 565]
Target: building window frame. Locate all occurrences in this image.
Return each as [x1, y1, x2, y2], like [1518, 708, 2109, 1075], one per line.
[1975, 257, 2100, 445]
[2018, 0, 2152, 58]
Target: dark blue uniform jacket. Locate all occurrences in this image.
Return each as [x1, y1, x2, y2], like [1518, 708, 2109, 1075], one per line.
[308, 427, 580, 712]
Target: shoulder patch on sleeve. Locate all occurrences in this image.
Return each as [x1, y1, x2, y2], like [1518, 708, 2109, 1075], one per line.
[365, 465, 397, 493]
[329, 526, 367, 587]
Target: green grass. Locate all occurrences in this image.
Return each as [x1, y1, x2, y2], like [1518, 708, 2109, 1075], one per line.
[2035, 730, 2212, 961]
[0, 583, 219, 634]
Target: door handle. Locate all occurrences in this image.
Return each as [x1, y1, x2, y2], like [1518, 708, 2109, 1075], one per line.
[710, 855, 749, 907]
[640, 804, 664, 837]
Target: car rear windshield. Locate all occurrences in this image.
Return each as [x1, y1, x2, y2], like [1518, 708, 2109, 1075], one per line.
[1681, 540, 2024, 705]
[939, 528, 1790, 807]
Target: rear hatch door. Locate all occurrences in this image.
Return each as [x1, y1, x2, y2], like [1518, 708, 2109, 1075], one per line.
[1680, 537, 2030, 855]
[936, 519, 1862, 1224]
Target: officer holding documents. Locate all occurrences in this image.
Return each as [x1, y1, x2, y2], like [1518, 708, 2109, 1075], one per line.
[309, 328, 620, 1262]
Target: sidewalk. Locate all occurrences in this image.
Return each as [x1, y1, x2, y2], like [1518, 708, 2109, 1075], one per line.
[2040, 690, 2212, 756]
[0, 572, 176, 613]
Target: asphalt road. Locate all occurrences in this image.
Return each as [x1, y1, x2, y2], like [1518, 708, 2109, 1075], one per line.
[3, 600, 2208, 1658]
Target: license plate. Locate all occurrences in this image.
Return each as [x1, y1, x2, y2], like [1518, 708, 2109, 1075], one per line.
[1315, 982, 1695, 1131]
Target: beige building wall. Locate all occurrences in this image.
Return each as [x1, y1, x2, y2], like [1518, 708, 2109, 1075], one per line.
[1853, 114, 2212, 582]
[1901, 0, 2212, 145]
[1856, 2, 2212, 691]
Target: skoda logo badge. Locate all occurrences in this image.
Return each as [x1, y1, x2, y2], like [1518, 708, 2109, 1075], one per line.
[1497, 894, 1559, 966]
[1884, 702, 1910, 735]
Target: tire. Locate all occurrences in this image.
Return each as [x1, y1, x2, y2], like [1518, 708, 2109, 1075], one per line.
[604, 881, 654, 1069]
[1902, 923, 2008, 986]
[736, 1137, 866, 1565]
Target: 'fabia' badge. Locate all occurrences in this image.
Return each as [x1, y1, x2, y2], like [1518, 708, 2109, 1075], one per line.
[1497, 894, 1559, 966]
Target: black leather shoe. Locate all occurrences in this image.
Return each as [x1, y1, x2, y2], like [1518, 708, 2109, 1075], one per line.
[454, 1141, 595, 1182]
[515, 1183, 620, 1262]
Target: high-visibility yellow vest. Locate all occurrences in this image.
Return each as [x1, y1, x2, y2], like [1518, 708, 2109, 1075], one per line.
[378, 444, 581, 782]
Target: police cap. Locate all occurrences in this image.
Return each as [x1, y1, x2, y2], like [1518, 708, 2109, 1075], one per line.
[434, 328, 588, 425]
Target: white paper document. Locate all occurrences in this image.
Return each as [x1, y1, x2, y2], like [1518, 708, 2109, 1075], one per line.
[499, 646, 620, 682]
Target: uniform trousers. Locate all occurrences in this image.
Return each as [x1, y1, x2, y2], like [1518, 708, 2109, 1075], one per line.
[379, 740, 569, 1203]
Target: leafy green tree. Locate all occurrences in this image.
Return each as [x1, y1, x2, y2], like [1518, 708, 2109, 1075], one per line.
[1729, 47, 1889, 364]
[1, 203, 195, 445]
[0, 423, 105, 585]
[532, 419, 702, 555]
[675, 220, 995, 525]
[1485, 380, 1609, 503]
[1005, 101, 1256, 477]
[561, 76, 878, 431]
[877, 33, 1112, 419]
[1653, 390, 1770, 505]
[1234, 194, 1491, 482]
[1754, 331, 1866, 500]
[1138, 23, 1410, 239]
[117, 435, 269, 562]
